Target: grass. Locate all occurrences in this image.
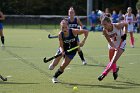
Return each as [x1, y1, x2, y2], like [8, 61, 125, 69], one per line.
[0, 28, 140, 93]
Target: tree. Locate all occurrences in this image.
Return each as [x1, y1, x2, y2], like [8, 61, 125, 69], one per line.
[136, 0, 140, 9]
[0, 0, 87, 15]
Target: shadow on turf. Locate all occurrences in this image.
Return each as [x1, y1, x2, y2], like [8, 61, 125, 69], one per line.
[60, 81, 140, 89]
[0, 81, 39, 85]
[70, 63, 106, 68]
[116, 80, 140, 86]
[85, 64, 106, 67]
[71, 63, 124, 69]
[85, 64, 124, 69]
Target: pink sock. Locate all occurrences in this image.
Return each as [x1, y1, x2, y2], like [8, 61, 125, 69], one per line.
[130, 37, 134, 46]
[102, 62, 113, 76]
[112, 63, 116, 73]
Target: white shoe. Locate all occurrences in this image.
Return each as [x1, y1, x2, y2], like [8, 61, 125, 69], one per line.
[131, 45, 134, 48]
[1, 44, 4, 47]
[52, 77, 58, 83]
[82, 61, 87, 65]
[48, 63, 55, 70]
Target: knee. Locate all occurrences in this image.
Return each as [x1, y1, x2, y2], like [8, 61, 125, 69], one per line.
[59, 67, 64, 72]
[48, 63, 55, 70]
[48, 61, 58, 70]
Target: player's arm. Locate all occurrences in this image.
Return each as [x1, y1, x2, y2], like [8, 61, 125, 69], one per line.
[72, 29, 88, 47]
[122, 22, 128, 35]
[103, 29, 115, 48]
[115, 22, 128, 34]
[72, 29, 88, 39]
[58, 32, 65, 55]
[121, 22, 128, 41]
[115, 22, 128, 41]
[77, 17, 83, 29]
[124, 14, 127, 22]
[0, 11, 5, 20]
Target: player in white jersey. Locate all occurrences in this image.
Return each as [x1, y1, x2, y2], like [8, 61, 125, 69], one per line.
[124, 7, 136, 48]
[136, 9, 140, 33]
[98, 16, 128, 81]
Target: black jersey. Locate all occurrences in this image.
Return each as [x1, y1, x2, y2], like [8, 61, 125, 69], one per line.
[0, 15, 3, 23]
[61, 29, 78, 54]
[68, 17, 78, 28]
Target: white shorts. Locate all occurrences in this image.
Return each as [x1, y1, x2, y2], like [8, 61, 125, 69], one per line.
[108, 40, 126, 50]
[128, 24, 134, 32]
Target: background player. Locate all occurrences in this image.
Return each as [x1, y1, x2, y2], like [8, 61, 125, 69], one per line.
[124, 7, 136, 48]
[98, 16, 127, 81]
[68, 7, 87, 65]
[136, 9, 140, 33]
[104, 8, 111, 18]
[0, 9, 5, 47]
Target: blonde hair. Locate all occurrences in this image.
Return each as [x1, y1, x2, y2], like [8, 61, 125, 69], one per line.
[60, 19, 68, 26]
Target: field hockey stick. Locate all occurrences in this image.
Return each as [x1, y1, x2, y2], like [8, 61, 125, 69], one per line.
[108, 40, 123, 73]
[0, 75, 7, 81]
[48, 34, 58, 39]
[43, 46, 79, 63]
[118, 40, 123, 49]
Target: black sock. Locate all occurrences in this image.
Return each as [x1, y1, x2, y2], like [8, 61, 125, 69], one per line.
[78, 50, 85, 61]
[53, 69, 63, 78]
[1, 36, 4, 44]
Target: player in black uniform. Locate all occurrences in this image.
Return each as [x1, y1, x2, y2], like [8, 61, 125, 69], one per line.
[0, 9, 5, 47]
[68, 7, 87, 65]
[51, 19, 88, 83]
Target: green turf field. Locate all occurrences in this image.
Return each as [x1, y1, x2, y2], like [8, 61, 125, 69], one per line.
[0, 28, 140, 93]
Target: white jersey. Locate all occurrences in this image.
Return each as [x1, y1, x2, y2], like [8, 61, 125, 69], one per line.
[125, 14, 134, 32]
[107, 24, 126, 49]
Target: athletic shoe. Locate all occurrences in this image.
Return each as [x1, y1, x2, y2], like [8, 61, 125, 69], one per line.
[82, 61, 87, 65]
[48, 63, 55, 70]
[1, 44, 4, 47]
[2, 78, 7, 81]
[52, 77, 58, 83]
[113, 67, 119, 80]
[131, 45, 134, 48]
[98, 74, 105, 81]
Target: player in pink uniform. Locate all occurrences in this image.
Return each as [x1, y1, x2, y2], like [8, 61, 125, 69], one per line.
[124, 7, 136, 48]
[98, 16, 128, 81]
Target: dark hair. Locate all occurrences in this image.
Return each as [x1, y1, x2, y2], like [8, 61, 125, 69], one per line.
[69, 6, 74, 9]
[102, 16, 111, 23]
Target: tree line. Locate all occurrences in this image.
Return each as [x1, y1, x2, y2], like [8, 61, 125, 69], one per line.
[0, 0, 140, 15]
[0, 0, 87, 15]
[136, 0, 140, 9]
